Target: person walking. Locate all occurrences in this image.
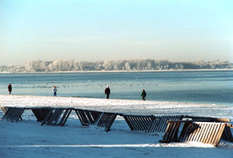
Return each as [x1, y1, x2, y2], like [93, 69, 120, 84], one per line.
[105, 86, 111, 99]
[53, 86, 57, 96]
[8, 83, 12, 94]
[141, 89, 147, 101]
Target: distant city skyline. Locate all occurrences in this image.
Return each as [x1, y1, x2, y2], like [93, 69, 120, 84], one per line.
[0, 0, 233, 65]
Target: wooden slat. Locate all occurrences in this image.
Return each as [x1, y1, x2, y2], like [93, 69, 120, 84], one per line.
[150, 117, 162, 132]
[32, 108, 51, 122]
[200, 123, 211, 143]
[97, 112, 117, 132]
[58, 109, 72, 126]
[162, 121, 227, 146]
[75, 109, 89, 126]
[41, 109, 65, 126]
[213, 124, 225, 146]
[2, 107, 24, 122]
[75, 109, 102, 126]
[122, 115, 155, 132]
[131, 116, 139, 130]
[50, 109, 64, 124]
[187, 123, 199, 141]
[136, 117, 144, 130]
[123, 116, 134, 130]
[149, 115, 183, 133]
[179, 122, 226, 146]
[207, 123, 218, 144]
[203, 123, 213, 144]
[160, 121, 181, 143]
[208, 123, 220, 144]
[89, 111, 102, 123]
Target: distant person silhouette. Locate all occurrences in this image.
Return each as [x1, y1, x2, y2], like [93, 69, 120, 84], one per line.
[53, 86, 57, 96]
[8, 83, 12, 95]
[141, 89, 147, 101]
[105, 86, 111, 99]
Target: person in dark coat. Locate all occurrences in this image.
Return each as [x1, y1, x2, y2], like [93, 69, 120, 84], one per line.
[141, 89, 147, 101]
[105, 86, 111, 99]
[8, 83, 12, 94]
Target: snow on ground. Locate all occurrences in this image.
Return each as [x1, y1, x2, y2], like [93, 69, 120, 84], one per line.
[1, 95, 233, 118]
[0, 95, 233, 158]
[0, 115, 233, 158]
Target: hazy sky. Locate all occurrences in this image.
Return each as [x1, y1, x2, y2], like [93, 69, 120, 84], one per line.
[0, 0, 233, 65]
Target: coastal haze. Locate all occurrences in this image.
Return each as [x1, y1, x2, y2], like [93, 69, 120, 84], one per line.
[0, 59, 232, 72]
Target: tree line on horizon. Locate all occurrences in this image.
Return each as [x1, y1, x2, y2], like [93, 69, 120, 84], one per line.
[0, 59, 232, 72]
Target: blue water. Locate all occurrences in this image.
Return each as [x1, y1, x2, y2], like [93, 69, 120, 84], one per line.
[0, 71, 233, 106]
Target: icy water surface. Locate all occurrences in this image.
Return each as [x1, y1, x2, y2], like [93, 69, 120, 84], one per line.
[0, 71, 233, 106]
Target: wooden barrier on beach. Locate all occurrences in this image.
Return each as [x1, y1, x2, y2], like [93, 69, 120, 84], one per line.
[122, 114, 184, 133]
[74, 109, 102, 126]
[1, 106, 233, 145]
[148, 115, 183, 133]
[2, 107, 24, 122]
[160, 121, 232, 146]
[74, 109, 117, 132]
[179, 122, 225, 145]
[41, 108, 72, 126]
[122, 114, 156, 132]
[97, 112, 118, 132]
[32, 108, 51, 122]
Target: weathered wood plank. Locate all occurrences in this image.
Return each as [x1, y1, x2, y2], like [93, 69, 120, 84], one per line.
[213, 124, 225, 146]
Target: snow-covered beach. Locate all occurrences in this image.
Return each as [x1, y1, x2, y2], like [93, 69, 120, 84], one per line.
[0, 95, 233, 158]
[2, 0, 233, 157]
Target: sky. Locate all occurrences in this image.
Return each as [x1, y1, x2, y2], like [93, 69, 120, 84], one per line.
[0, 0, 233, 65]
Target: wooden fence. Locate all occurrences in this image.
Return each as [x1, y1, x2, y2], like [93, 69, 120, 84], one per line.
[1, 106, 232, 146]
[160, 121, 231, 146]
[2, 107, 24, 122]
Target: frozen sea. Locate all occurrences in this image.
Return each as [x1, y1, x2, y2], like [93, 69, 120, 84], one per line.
[0, 70, 233, 106]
